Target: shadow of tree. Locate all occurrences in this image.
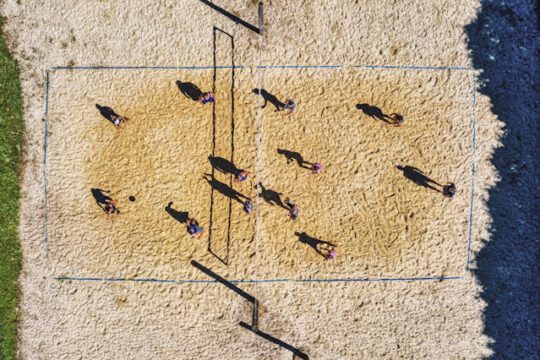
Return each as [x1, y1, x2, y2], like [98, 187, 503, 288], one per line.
[465, 1, 540, 358]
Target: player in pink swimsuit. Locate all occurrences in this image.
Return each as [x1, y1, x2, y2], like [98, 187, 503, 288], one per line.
[310, 162, 323, 175]
[284, 198, 300, 221]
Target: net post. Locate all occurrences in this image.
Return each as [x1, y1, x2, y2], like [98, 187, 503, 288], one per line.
[258, 2, 264, 36]
[252, 299, 259, 331]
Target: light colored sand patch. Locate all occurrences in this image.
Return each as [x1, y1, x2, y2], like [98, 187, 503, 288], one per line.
[47, 68, 258, 279]
[257, 67, 475, 279]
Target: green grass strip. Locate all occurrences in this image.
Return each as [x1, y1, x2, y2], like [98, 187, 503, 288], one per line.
[0, 15, 24, 360]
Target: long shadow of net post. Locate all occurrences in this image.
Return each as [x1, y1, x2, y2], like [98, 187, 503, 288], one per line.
[466, 2, 540, 358]
[198, 0, 260, 34]
[191, 260, 309, 359]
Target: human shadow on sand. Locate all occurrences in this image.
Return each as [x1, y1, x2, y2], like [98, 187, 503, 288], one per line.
[165, 202, 189, 224]
[277, 149, 312, 169]
[96, 104, 120, 125]
[91, 188, 112, 211]
[204, 174, 248, 204]
[356, 103, 391, 123]
[396, 165, 441, 192]
[176, 80, 203, 101]
[208, 155, 239, 175]
[252, 88, 285, 111]
[295, 232, 336, 258]
[255, 182, 288, 209]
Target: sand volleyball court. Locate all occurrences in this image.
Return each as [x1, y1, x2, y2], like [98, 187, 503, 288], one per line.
[3, 0, 505, 358]
[45, 65, 476, 282]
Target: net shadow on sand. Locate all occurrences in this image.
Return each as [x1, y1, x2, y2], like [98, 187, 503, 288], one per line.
[207, 26, 236, 266]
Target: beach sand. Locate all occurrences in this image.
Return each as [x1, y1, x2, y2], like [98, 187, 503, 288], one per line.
[1, 0, 501, 358]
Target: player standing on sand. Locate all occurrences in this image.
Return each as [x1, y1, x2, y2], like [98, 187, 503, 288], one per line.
[103, 198, 119, 220]
[282, 99, 297, 115]
[243, 199, 254, 215]
[110, 114, 130, 129]
[310, 162, 323, 175]
[442, 182, 457, 199]
[199, 91, 215, 105]
[235, 169, 250, 183]
[284, 198, 300, 221]
[187, 218, 204, 239]
[320, 244, 337, 260]
[388, 113, 404, 127]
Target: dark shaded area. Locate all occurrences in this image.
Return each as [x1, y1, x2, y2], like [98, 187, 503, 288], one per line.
[255, 182, 287, 209]
[198, 0, 260, 34]
[239, 322, 310, 360]
[176, 80, 203, 101]
[204, 174, 247, 204]
[165, 202, 188, 224]
[95, 104, 119, 124]
[277, 149, 312, 169]
[356, 103, 390, 122]
[128, 196, 136, 202]
[465, 1, 540, 358]
[90, 188, 111, 210]
[252, 88, 285, 111]
[295, 231, 336, 258]
[396, 165, 441, 192]
[208, 155, 238, 175]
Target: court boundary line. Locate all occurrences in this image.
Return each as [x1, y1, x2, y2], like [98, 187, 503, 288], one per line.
[49, 64, 474, 71]
[54, 275, 462, 284]
[466, 75, 478, 271]
[51, 65, 246, 70]
[43, 70, 51, 271]
[43, 64, 477, 284]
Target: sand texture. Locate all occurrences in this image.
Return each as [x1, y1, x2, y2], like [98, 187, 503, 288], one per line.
[0, 0, 502, 359]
